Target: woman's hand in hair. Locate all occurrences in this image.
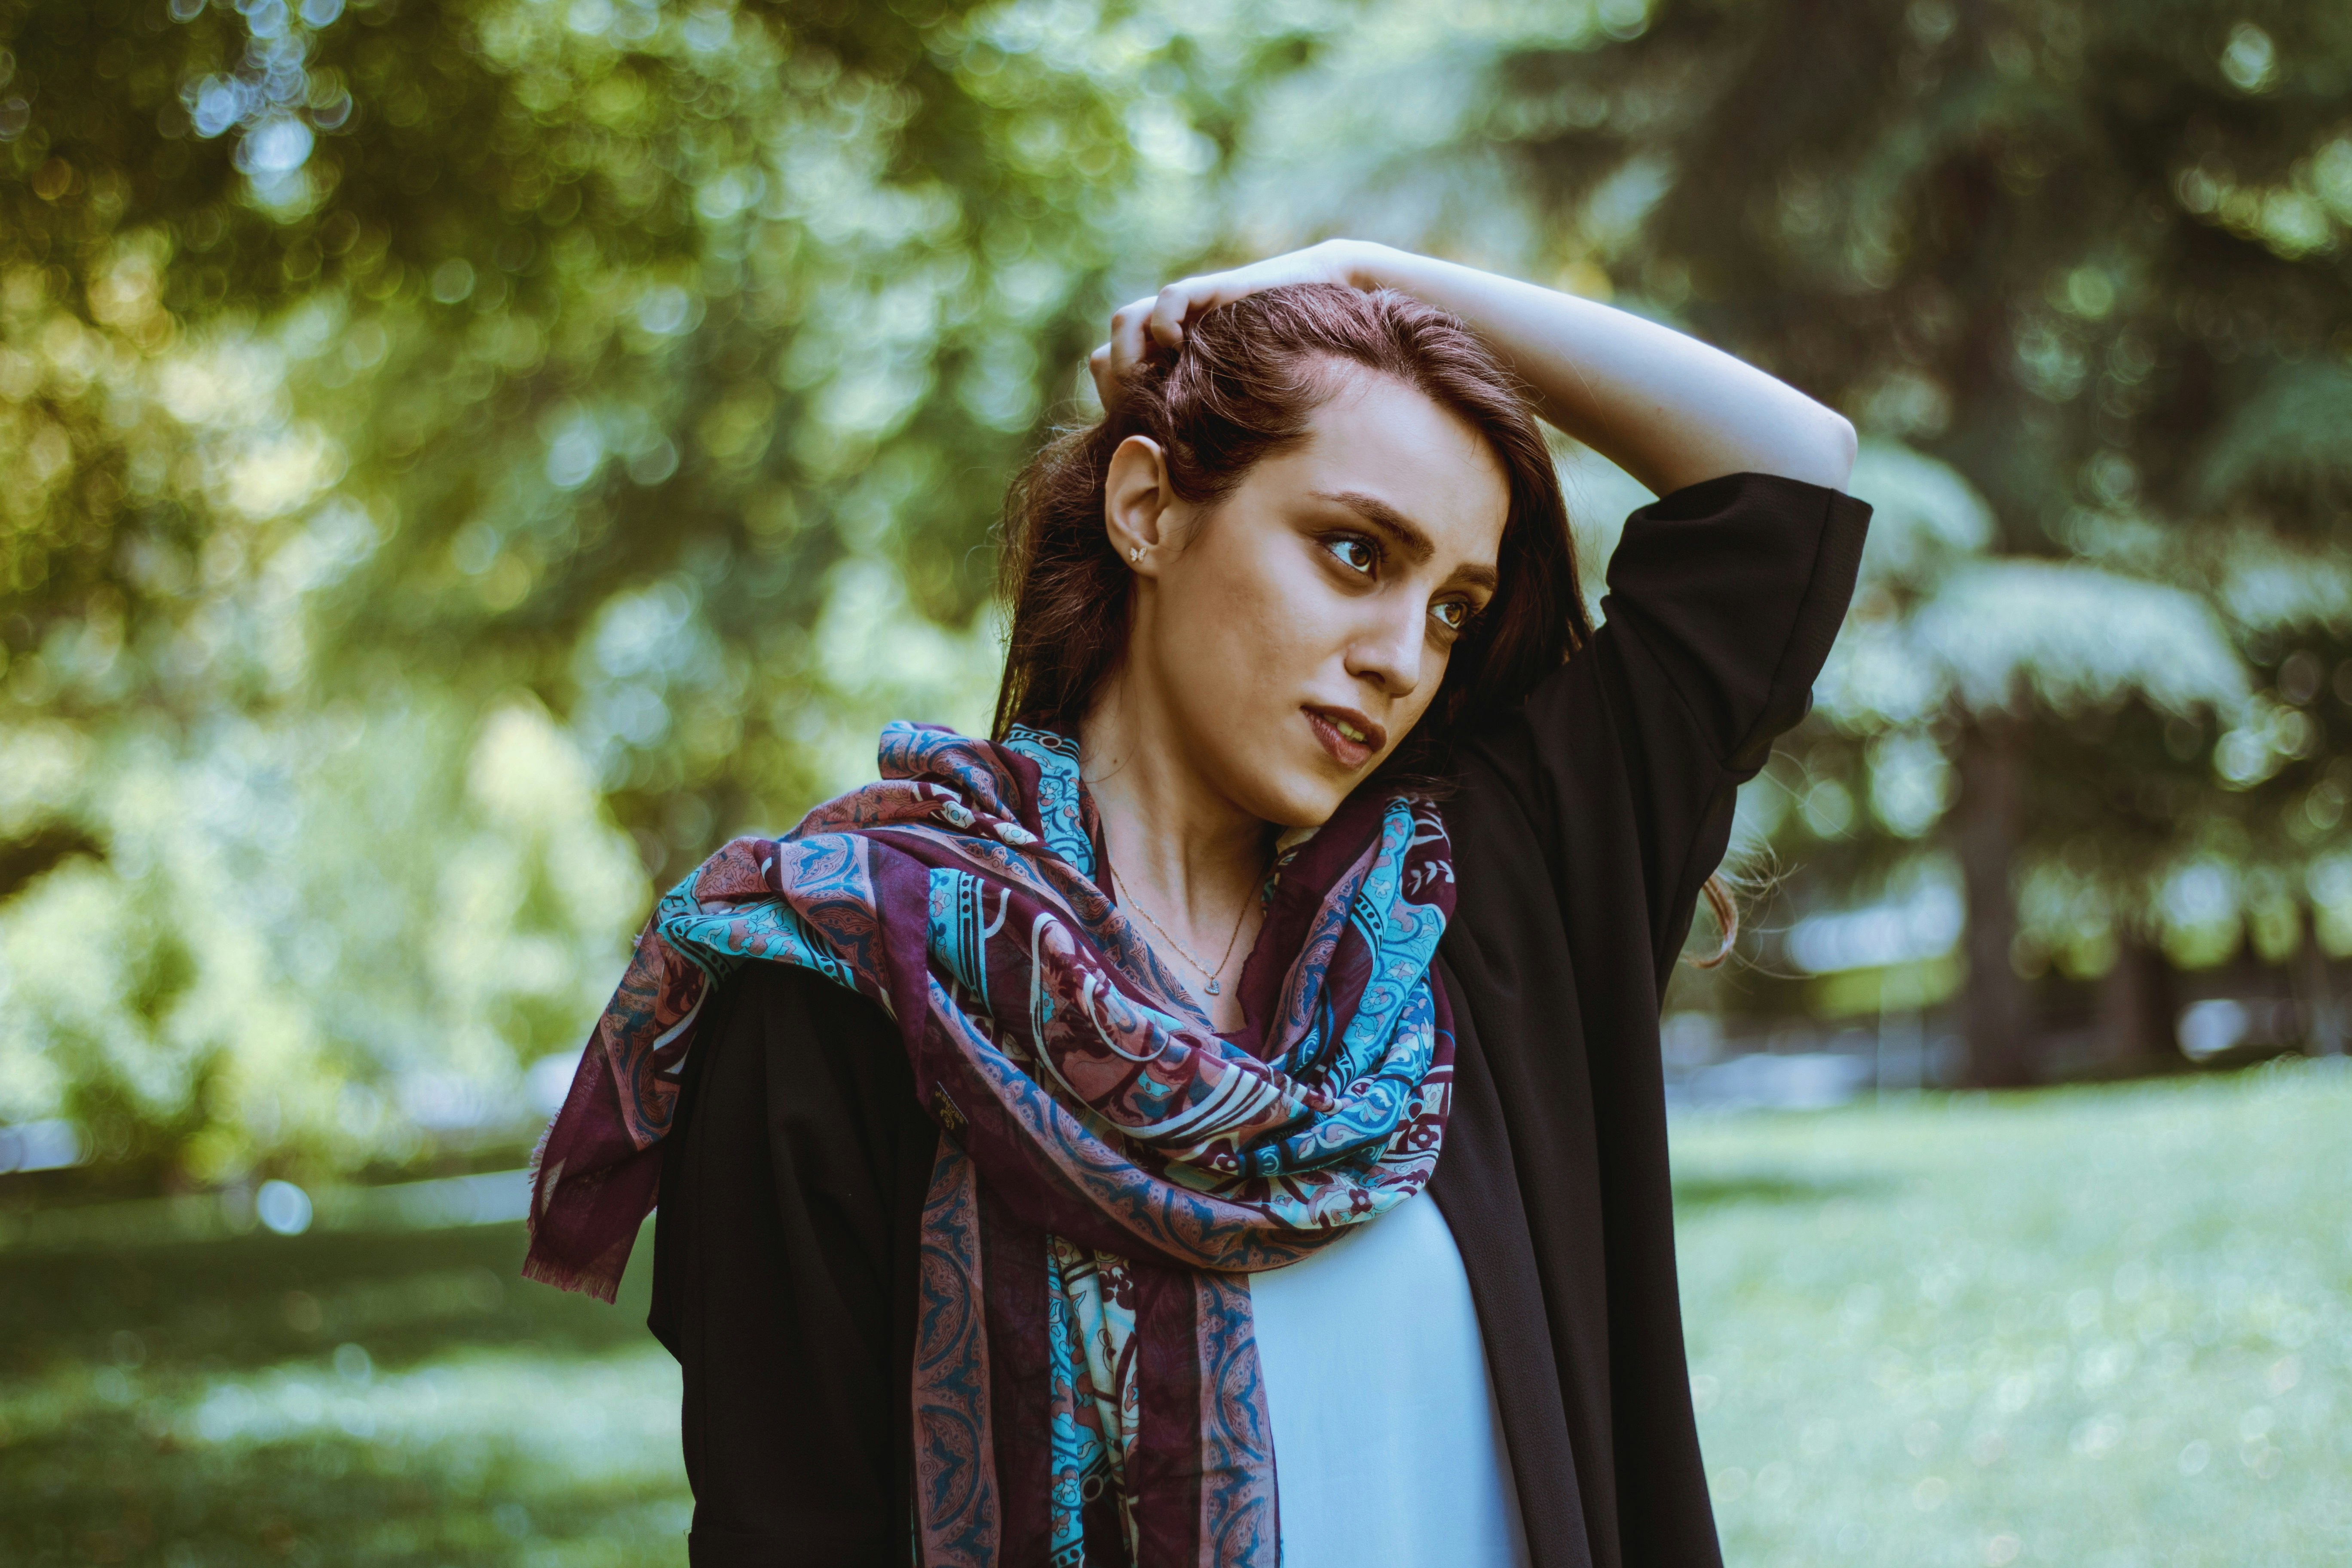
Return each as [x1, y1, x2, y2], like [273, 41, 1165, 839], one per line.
[1093, 241, 1856, 494]
[1088, 240, 1376, 410]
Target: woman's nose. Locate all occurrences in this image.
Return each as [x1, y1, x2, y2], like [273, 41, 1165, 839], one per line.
[1344, 603, 1424, 699]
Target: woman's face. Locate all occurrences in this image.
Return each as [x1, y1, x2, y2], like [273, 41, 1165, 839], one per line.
[1111, 371, 1511, 829]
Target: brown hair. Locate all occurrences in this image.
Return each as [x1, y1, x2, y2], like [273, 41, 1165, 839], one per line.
[991, 281, 1734, 963]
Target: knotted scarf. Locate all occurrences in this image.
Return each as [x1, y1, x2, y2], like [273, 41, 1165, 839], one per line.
[525, 722, 1457, 1567]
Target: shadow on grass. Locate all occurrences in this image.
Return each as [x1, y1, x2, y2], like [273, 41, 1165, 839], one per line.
[0, 1221, 651, 1382]
[6, 1427, 686, 1567]
[1, 1219, 684, 1565]
[1671, 1170, 1890, 1211]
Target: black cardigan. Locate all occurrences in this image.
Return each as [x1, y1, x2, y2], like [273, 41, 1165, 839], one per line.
[648, 472, 1872, 1568]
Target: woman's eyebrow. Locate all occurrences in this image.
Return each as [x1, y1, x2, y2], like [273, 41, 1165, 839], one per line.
[1311, 490, 1499, 592]
[1312, 489, 1433, 563]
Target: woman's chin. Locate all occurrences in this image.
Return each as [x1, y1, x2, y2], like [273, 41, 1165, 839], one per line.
[1221, 756, 1357, 833]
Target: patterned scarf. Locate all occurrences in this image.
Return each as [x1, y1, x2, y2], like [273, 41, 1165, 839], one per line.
[524, 723, 1457, 1567]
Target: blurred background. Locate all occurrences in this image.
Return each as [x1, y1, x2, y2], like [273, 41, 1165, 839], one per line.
[2, 0, 2347, 1562]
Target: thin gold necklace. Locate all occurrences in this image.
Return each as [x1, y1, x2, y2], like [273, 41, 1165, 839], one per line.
[1108, 862, 1256, 997]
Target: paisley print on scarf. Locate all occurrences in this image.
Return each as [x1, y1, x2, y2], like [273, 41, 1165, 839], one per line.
[525, 722, 1456, 1567]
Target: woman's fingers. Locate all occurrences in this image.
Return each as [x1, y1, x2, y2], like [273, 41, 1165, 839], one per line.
[1087, 341, 1118, 410]
[1148, 271, 1274, 352]
[1145, 277, 1210, 352]
[1094, 276, 1235, 405]
[1137, 248, 1357, 349]
[1090, 294, 1166, 409]
[1093, 245, 1365, 406]
[1107, 294, 1159, 384]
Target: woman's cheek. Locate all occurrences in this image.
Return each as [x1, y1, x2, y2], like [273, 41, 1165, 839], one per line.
[1420, 643, 1452, 704]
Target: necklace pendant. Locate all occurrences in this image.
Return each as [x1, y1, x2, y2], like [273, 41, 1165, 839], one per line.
[1206, 978, 1221, 995]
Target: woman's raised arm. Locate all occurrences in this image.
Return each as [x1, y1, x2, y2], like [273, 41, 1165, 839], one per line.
[1096, 239, 1857, 498]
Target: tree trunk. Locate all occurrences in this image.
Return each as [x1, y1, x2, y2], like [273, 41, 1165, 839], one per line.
[1956, 716, 2036, 1087]
[2297, 904, 2344, 1057]
[2095, 934, 2176, 1071]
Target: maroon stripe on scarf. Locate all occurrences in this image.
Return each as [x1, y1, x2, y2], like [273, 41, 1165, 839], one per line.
[1232, 787, 1398, 1062]
[979, 1176, 1053, 1563]
[518, 1049, 663, 1303]
[1128, 1261, 1205, 1567]
[1127, 1264, 1278, 1567]
[874, 851, 944, 1039]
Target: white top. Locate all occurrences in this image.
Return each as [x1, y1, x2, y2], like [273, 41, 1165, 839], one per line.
[1247, 1191, 1531, 1568]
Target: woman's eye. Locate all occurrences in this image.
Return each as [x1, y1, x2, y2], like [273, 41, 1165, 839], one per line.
[1430, 600, 1469, 632]
[1326, 537, 1376, 575]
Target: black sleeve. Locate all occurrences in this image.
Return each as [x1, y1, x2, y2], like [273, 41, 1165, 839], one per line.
[1463, 471, 1869, 983]
[649, 964, 937, 1568]
[1596, 471, 1869, 772]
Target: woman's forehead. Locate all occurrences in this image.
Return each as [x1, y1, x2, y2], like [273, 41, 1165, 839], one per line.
[1259, 376, 1510, 564]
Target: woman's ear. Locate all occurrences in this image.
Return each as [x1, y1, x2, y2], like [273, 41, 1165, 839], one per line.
[1104, 435, 1174, 575]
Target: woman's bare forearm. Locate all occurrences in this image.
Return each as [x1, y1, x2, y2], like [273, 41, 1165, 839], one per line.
[1344, 242, 1857, 496]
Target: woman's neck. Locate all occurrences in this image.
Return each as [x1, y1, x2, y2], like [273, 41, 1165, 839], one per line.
[1078, 675, 1272, 1023]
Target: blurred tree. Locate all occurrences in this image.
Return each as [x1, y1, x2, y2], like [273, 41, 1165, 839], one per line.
[8, 0, 2351, 1179]
[0, 0, 1240, 849]
[1806, 446, 2245, 1086]
[1441, 0, 2352, 1083]
[0, 0, 1292, 1178]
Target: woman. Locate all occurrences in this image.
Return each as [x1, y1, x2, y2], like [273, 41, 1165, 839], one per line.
[525, 240, 1867, 1568]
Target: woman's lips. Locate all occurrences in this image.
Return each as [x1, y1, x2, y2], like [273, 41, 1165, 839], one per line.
[1302, 705, 1384, 770]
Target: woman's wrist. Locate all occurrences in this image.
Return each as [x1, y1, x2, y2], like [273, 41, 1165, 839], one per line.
[1338, 243, 1581, 339]
[1335, 239, 1420, 296]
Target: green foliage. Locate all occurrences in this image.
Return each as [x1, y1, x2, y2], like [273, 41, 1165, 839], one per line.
[0, 0, 1269, 1177]
[2, 0, 1197, 808]
[6, 0, 2352, 1166]
[0, 696, 646, 1179]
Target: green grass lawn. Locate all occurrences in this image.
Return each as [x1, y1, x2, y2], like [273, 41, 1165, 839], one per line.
[4, 1060, 2347, 1565]
[1676, 1058, 2352, 1568]
[0, 1215, 687, 1567]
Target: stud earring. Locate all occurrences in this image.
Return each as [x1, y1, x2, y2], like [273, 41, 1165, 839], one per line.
[1129, 544, 1145, 565]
